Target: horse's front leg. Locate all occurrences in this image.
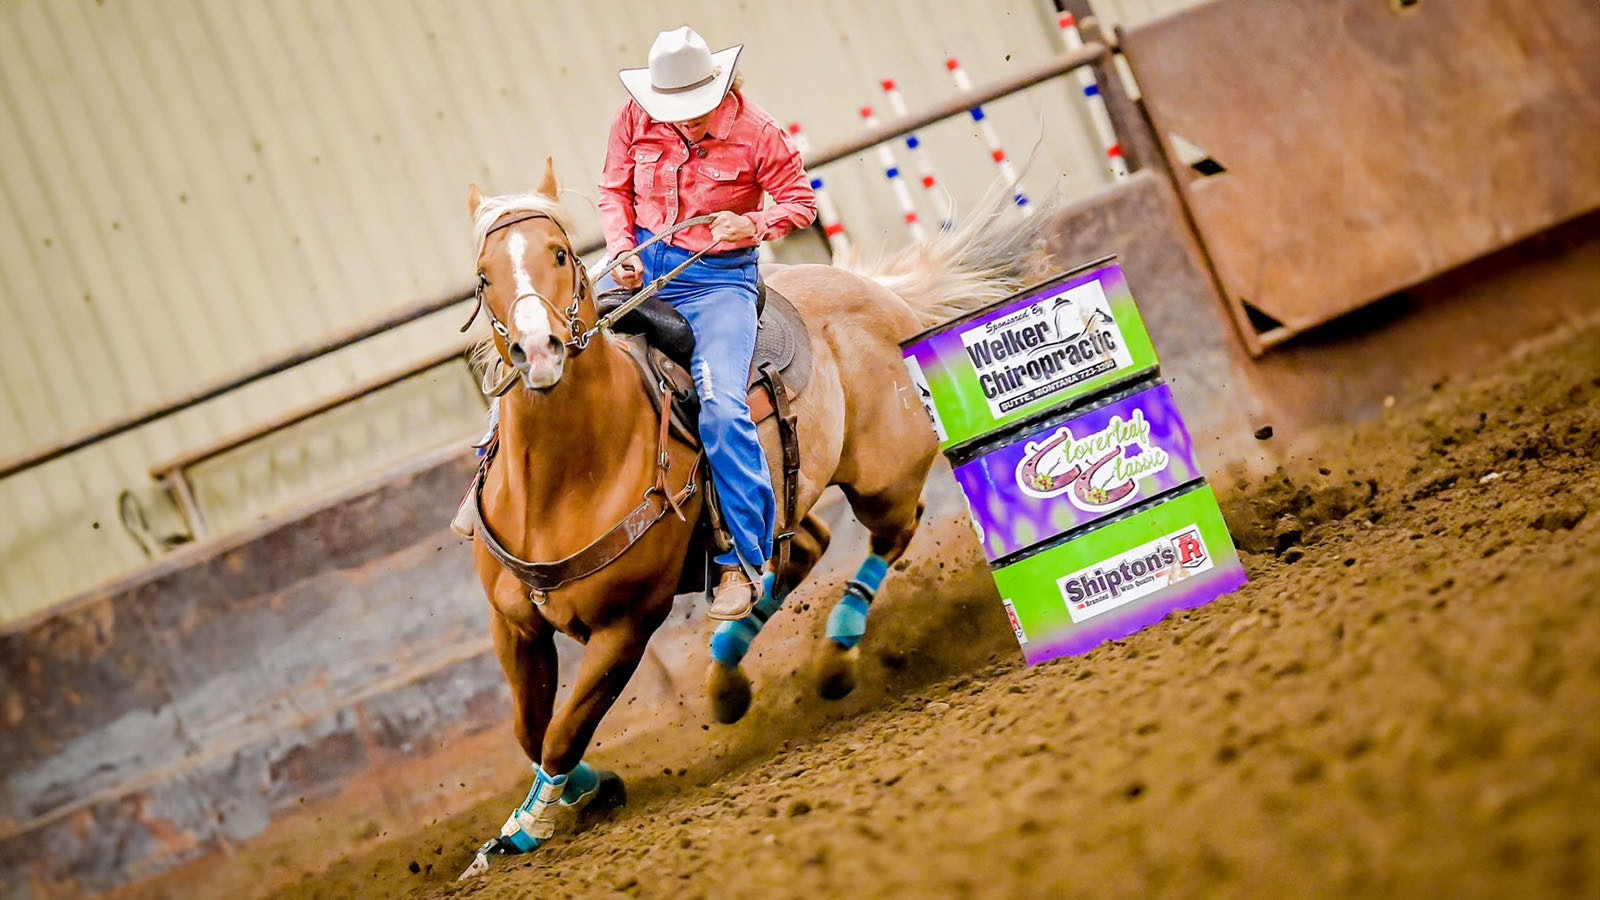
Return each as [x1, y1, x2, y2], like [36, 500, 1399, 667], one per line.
[462, 621, 641, 878]
[491, 606, 557, 769]
[460, 601, 565, 876]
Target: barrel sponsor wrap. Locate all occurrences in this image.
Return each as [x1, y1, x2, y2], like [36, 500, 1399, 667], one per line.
[900, 261, 1158, 449]
[991, 484, 1247, 665]
[952, 382, 1201, 561]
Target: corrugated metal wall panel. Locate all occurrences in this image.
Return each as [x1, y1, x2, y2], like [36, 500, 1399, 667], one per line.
[0, 0, 1205, 622]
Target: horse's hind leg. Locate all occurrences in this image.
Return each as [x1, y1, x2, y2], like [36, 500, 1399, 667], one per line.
[816, 486, 928, 701]
[706, 511, 832, 724]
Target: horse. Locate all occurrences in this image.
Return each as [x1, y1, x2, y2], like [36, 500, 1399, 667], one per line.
[458, 158, 1054, 874]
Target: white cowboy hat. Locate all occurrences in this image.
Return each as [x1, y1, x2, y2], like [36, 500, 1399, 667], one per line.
[619, 26, 742, 123]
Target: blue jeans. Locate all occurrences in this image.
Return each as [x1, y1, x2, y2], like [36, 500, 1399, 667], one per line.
[611, 229, 776, 571]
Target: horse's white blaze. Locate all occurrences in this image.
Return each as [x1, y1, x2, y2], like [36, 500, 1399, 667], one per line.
[507, 231, 534, 298]
[506, 230, 552, 343]
[512, 295, 553, 343]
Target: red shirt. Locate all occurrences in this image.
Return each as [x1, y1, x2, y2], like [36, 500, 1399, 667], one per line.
[598, 91, 817, 257]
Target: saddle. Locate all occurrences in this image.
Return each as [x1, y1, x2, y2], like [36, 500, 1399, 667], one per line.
[602, 274, 813, 593]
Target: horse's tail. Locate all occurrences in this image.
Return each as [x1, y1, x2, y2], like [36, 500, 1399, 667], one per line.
[834, 192, 1059, 330]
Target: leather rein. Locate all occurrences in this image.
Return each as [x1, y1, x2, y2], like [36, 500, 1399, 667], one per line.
[463, 211, 710, 603]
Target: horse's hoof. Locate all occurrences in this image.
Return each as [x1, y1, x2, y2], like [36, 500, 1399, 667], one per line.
[816, 642, 859, 701]
[707, 661, 753, 724]
[458, 851, 491, 880]
[591, 769, 627, 813]
[457, 835, 528, 880]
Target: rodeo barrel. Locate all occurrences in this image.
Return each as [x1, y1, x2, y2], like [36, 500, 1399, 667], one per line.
[901, 256, 1247, 665]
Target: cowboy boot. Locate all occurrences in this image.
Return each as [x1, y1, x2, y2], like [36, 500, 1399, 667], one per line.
[450, 489, 476, 538]
[708, 565, 760, 621]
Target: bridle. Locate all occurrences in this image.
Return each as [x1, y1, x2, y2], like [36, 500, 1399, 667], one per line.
[461, 211, 593, 397]
[461, 211, 720, 397]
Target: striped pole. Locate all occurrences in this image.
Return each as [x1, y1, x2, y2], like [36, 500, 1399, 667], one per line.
[944, 57, 1031, 215]
[787, 122, 851, 256]
[859, 105, 927, 241]
[880, 78, 952, 230]
[1055, 12, 1129, 180]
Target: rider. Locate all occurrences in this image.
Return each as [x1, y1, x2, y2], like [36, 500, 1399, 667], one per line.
[601, 26, 817, 621]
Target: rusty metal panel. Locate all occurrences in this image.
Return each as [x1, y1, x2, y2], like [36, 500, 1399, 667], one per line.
[1121, 0, 1600, 351]
[0, 455, 497, 896]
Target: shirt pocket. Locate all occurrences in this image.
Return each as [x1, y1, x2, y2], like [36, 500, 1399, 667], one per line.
[698, 160, 753, 212]
[632, 147, 663, 193]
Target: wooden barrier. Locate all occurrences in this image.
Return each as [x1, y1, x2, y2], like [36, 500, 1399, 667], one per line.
[147, 346, 482, 538]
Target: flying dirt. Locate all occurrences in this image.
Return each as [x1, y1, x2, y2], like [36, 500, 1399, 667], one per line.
[125, 321, 1599, 899]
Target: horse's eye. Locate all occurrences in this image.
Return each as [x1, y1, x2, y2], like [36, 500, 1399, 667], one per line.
[554, 248, 568, 266]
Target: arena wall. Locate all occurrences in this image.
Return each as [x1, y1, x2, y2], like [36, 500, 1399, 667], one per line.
[0, 0, 1201, 622]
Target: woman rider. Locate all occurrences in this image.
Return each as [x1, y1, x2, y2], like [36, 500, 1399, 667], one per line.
[601, 26, 817, 621]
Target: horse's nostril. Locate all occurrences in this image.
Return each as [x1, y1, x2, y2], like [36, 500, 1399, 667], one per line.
[546, 335, 564, 355]
[508, 342, 528, 367]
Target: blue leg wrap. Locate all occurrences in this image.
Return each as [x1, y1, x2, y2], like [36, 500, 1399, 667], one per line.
[826, 555, 888, 650]
[709, 572, 782, 667]
[854, 554, 890, 594]
[560, 760, 599, 806]
[503, 827, 540, 853]
[496, 764, 569, 852]
[517, 765, 567, 812]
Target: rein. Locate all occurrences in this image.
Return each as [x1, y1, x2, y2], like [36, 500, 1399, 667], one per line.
[586, 214, 719, 336]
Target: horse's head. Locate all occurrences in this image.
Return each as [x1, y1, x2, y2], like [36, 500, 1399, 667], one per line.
[468, 158, 591, 392]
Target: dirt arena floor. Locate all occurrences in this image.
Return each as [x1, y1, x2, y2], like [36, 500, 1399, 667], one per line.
[128, 320, 1599, 899]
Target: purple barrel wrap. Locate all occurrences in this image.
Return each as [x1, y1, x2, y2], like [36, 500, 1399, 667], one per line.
[952, 382, 1202, 562]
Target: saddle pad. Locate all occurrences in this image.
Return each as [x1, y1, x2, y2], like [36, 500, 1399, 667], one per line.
[750, 284, 812, 398]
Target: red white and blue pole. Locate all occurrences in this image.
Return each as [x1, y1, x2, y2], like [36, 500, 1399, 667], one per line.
[859, 105, 927, 242]
[787, 122, 851, 257]
[880, 78, 952, 230]
[1055, 12, 1129, 181]
[944, 57, 1031, 216]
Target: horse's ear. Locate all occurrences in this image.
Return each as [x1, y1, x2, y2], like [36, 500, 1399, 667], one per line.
[535, 156, 559, 200]
[468, 183, 484, 218]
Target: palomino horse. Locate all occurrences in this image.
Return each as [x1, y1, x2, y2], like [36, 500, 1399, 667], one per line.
[459, 159, 1052, 873]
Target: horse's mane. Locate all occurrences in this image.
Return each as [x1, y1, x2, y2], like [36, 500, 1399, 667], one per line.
[834, 188, 1060, 329]
[468, 191, 579, 388]
[471, 191, 572, 260]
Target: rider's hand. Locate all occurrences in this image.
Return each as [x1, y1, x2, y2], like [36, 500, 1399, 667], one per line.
[709, 211, 758, 245]
[613, 255, 643, 289]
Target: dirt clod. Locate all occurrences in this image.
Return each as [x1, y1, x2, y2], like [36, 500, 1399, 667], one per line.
[1530, 500, 1588, 532]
